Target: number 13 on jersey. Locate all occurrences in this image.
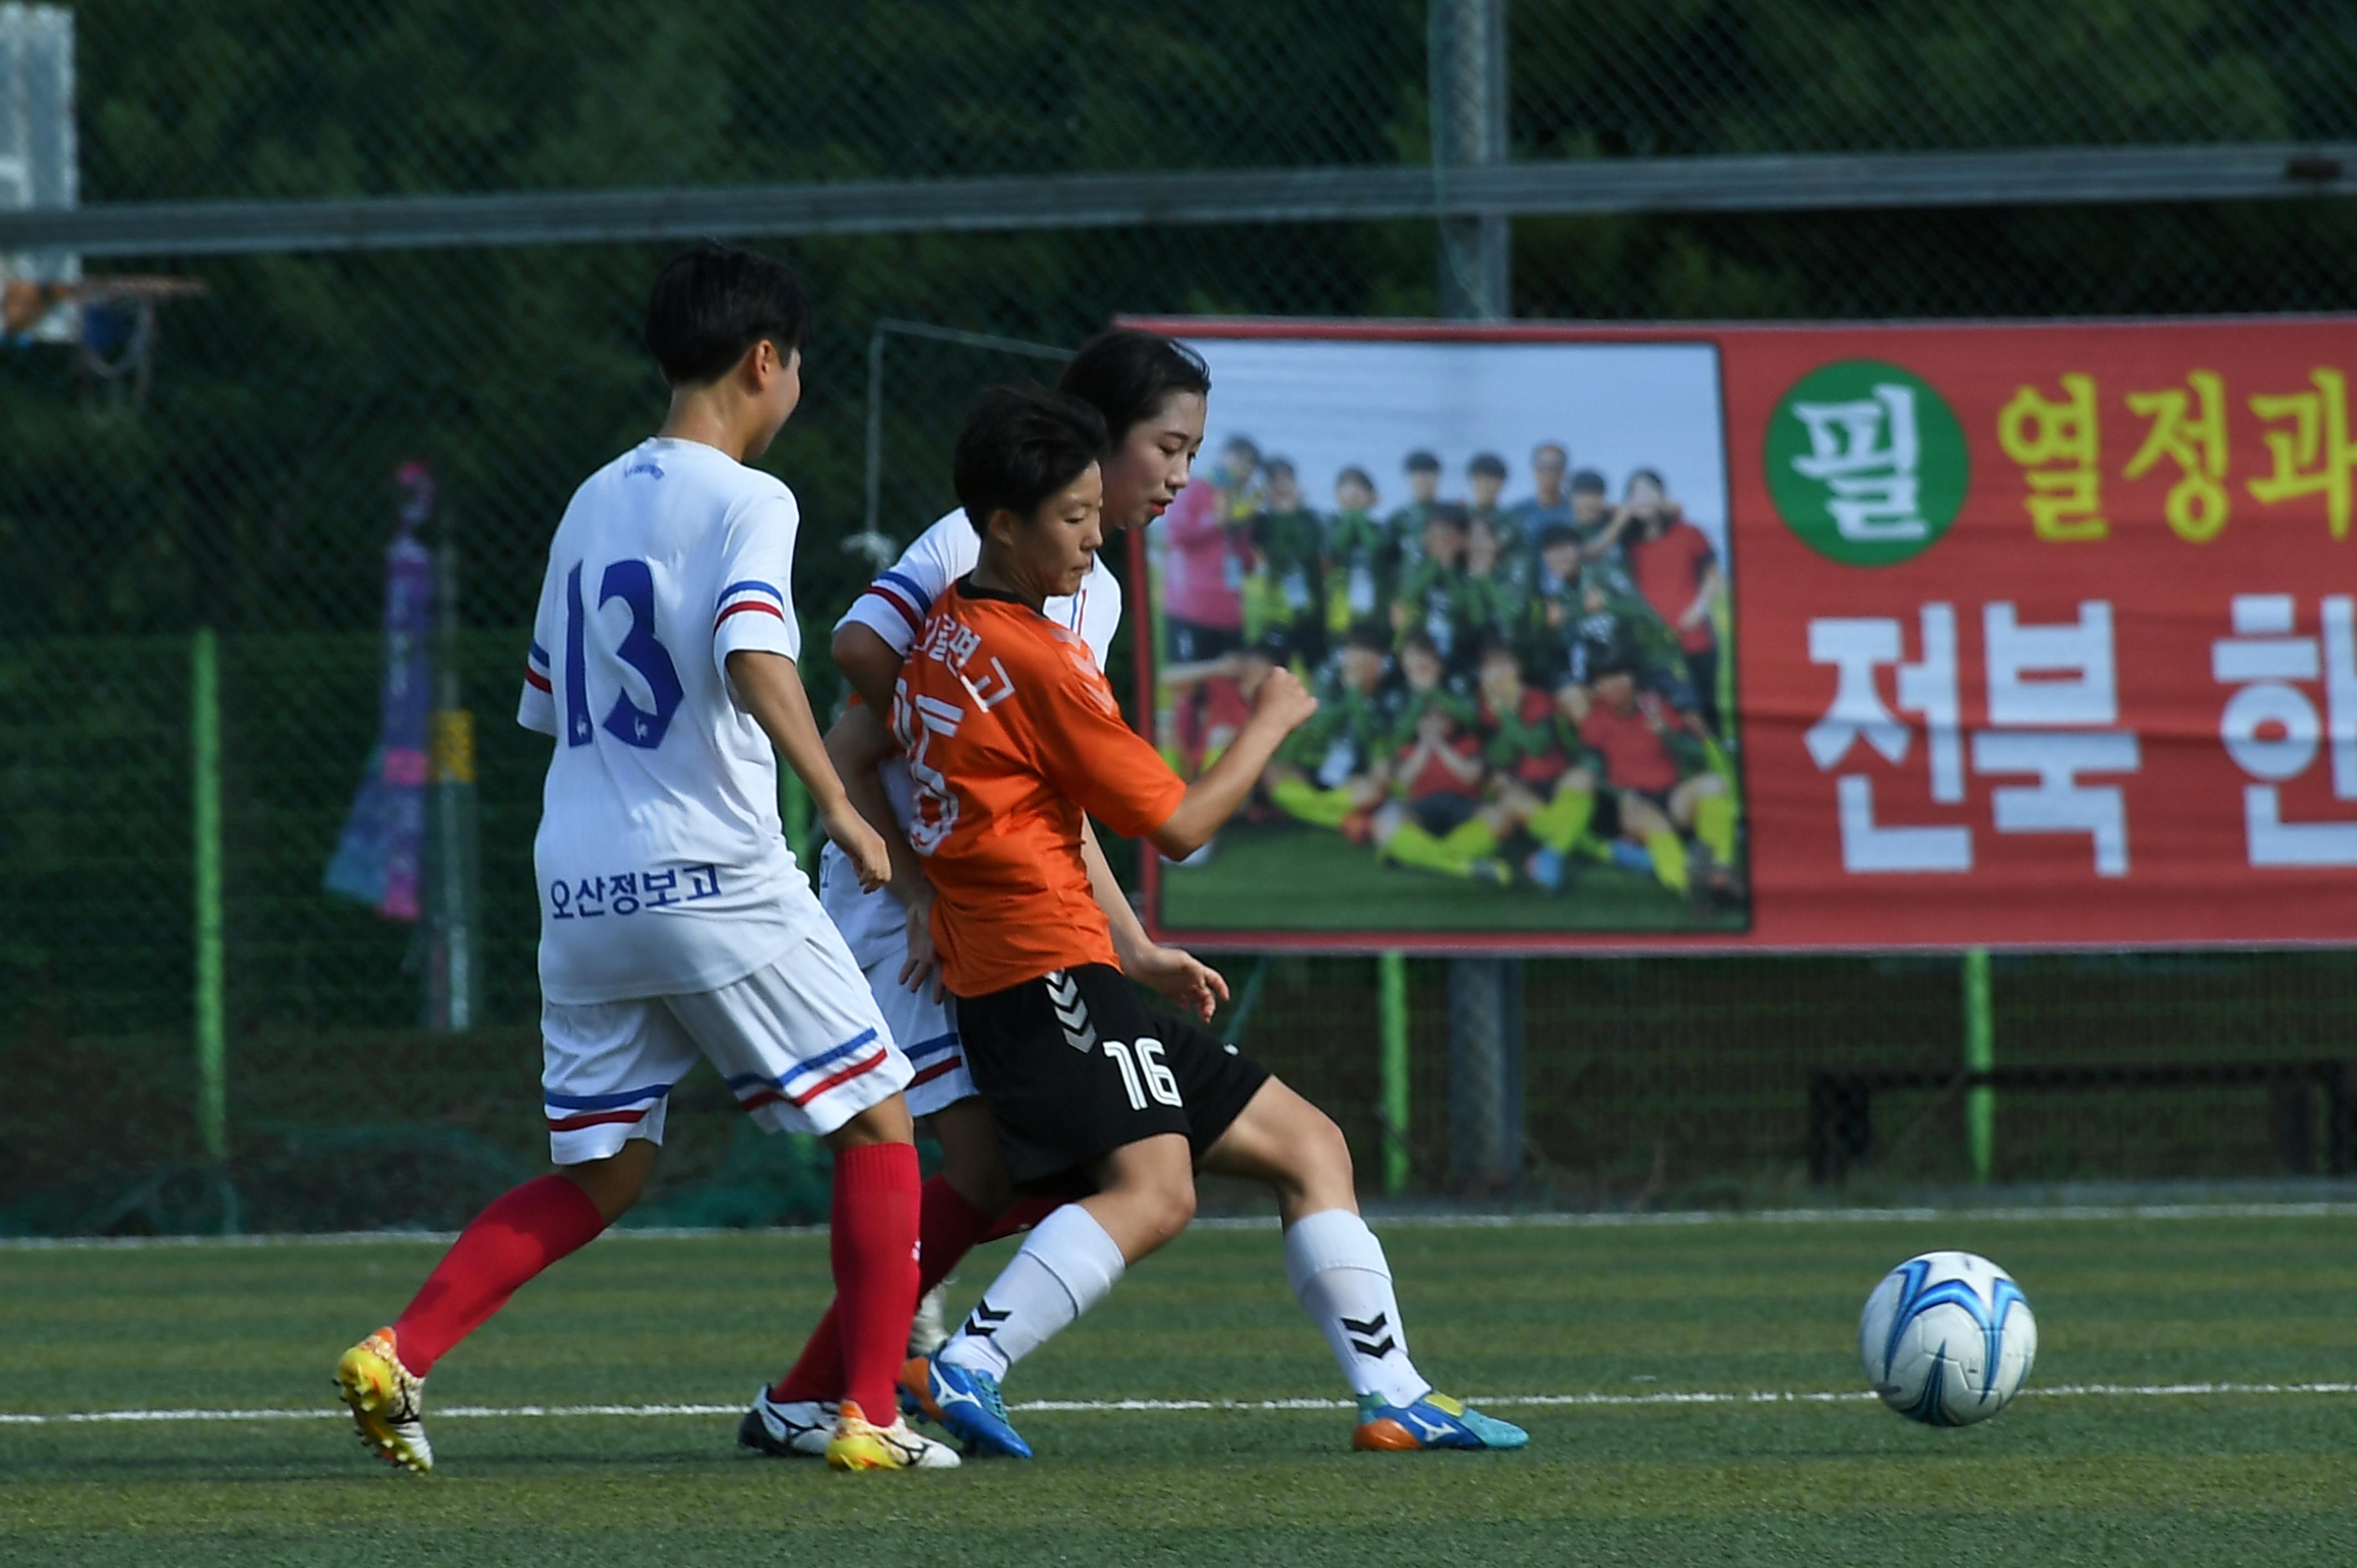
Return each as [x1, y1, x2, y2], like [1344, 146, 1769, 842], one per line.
[564, 558, 685, 750]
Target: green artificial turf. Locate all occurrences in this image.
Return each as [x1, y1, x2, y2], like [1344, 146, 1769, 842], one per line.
[1155, 821, 1747, 936]
[6, 1213, 2356, 1565]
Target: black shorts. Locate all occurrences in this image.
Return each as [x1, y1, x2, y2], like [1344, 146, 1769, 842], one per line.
[1408, 792, 1481, 836]
[1593, 786, 1675, 840]
[954, 963, 1273, 1196]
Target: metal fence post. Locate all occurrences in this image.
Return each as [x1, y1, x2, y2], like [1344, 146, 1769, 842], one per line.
[191, 627, 227, 1168]
[1963, 947, 1994, 1183]
[1432, 0, 1520, 1190]
[1448, 956, 1524, 1189]
[1430, 0, 1509, 320]
[1379, 951, 1411, 1194]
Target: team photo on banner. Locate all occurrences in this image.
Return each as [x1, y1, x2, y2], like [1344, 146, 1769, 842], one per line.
[1134, 317, 2357, 953]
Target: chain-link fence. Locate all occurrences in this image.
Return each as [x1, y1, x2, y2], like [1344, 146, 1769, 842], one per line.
[7, 1, 2357, 1234]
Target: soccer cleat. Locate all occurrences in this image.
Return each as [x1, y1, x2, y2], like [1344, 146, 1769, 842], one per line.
[900, 1352, 1032, 1459]
[1608, 839, 1658, 877]
[1351, 1390, 1530, 1452]
[737, 1388, 837, 1458]
[335, 1327, 433, 1473]
[1468, 857, 1514, 888]
[824, 1397, 962, 1471]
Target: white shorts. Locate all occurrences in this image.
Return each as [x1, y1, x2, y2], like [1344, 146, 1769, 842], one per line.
[865, 958, 976, 1120]
[540, 926, 912, 1164]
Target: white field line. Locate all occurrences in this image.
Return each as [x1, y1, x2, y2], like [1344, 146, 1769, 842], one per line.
[4, 1382, 2353, 1427]
[11, 1200, 2357, 1251]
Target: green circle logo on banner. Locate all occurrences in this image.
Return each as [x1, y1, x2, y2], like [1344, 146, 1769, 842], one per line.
[1763, 359, 1968, 567]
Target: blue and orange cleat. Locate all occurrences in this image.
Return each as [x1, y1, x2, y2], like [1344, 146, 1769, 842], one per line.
[899, 1353, 1032, 1459]
[1351, 1390, 1529, 1452]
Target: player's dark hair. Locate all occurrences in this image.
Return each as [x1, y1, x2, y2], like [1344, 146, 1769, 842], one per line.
[1398, 629, 1442, 659]
[1337, 466, 1375, 492]
[954, 385, 1109, 537]
[1477, 635, 1521, 667]
[1404, 450, 1441, 474]
[1344, 621, 1391, 653]
[1223, 435, 1262, 467]
[643, 242, 810, 388]
[1265, 457, 1296, 481]
[1532, 441, 1568, 465]
[1570, 468, 1608, 494]
[1469, 452, 1508, 479]
[1627, 466, 1667, 493]
[1536, 522, 1582, 554]
[1058, 328, 1211, 440]
[1424, 502, 1469, 532]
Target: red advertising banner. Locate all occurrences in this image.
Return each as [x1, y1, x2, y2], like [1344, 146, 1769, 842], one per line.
[1129, 316, 2357, 953]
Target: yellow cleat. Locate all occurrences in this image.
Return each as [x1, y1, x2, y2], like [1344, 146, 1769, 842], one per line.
[336, 1327, 433, 1473]
[824, 1397, 961, 1471]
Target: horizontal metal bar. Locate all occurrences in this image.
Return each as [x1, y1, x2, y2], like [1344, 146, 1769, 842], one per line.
[874, 318, 1069, 360]
[4, 143, 2353, 259]
[1834, 1060, 2345, 1091]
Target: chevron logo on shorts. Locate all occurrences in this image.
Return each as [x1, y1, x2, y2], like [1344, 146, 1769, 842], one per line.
[1046, 969, 1097, 1053]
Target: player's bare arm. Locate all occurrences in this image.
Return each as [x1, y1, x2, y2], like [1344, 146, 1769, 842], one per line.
[1080, 818, 1227, 1021]
[1154, 668, 1319, 859]
[826, 698, 948, 997]
[1684, 559, 1726, 630]
[831, 620, 903, 716]
[725, 648, 891, 891]
[825, 699, 932, 909]
[1430, 734, 1486, 789]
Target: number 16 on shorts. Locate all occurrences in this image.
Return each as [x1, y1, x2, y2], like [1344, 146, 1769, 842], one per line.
[1100, 1036, 1182, 1112]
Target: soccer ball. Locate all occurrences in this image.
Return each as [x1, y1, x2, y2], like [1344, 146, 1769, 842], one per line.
[1857, 1250, 2036, 1426]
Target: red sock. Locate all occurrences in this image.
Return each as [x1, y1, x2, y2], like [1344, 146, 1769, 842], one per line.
[391, 1173, 606, 1377]
[982, 1195, 1059, 1244]
[771, 1171, 995, 1403]
[830, 1142, 923, 1419]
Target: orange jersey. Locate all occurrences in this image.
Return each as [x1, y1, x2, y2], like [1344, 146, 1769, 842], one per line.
[893, 578, 1186, 997]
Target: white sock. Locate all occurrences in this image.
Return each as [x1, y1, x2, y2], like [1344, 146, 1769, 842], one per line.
[1284, 1208, 1430, 1407]
[935, 1204, 1126, 1381]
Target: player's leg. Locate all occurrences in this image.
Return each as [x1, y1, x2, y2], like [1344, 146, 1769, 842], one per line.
[1378, 796, 1505, 881]
[907, 966, 1194, 1457]
[334, 997, 691, 1472]
[1524, 766, 1600, 891]
[673, 930, 951, 1471]
[1438, 800, 1511, 874]
[1267, 762, 1363, 829]
[1530, 766, 1599, 853]
[940, 1131, 1193, 1377]
[912, 1132, 1191, 1459]
[753, 963, 1026, 1450]
[1622, 789, 1689, 893]
[1197, 1067, 1528, 1452]
[750, 1113, 1018, 1453]
[1687, 643, 1722, 737]
[1673, 771, 1738, 868]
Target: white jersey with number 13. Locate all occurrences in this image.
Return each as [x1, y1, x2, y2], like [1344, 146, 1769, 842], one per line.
[519, 436, 827, 1005]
